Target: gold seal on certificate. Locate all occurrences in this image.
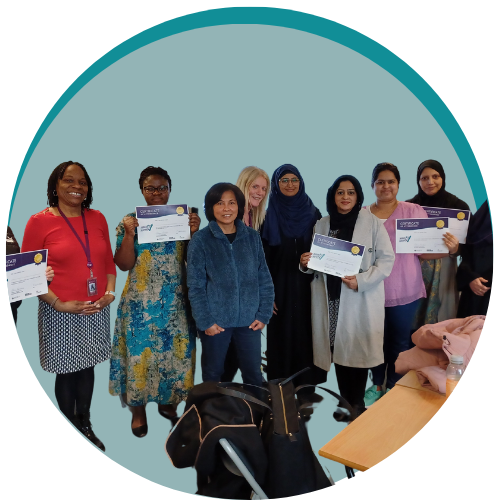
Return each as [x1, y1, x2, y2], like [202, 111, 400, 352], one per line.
[422, 206, 470, 243]
[176, 206, 185, 214]
[307, 234, 365, 277]
[436, 220, 445, 229]
[7, 249, 49, 303]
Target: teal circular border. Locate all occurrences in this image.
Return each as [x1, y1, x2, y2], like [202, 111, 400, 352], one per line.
[9, 7, 486, 222]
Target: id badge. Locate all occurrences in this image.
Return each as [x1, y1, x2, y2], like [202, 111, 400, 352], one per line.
[87, 277, 98, 297]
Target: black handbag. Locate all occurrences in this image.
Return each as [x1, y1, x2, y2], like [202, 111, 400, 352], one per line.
[166, 369, 355, 498]
[217, 369, 354, 498]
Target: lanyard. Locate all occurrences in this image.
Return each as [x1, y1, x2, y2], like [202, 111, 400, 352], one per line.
[58, 207, 94, 276]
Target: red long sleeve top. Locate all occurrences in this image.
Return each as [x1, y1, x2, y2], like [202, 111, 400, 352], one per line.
[21, 208, 116, 302]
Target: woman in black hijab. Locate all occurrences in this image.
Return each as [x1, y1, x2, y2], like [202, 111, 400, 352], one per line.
[300, 175, 394, 418]
[407, 159, 469, 325]
[457, 200, 493, 317]
[261, 164, 324, 392]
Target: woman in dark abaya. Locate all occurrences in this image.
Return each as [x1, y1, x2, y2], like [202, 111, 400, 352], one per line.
[407, 160, 469, 325]
[457, 200, 493, 317]
[261, 164, 326, 392]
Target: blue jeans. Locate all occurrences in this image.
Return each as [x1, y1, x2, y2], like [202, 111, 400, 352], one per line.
[372, 299, 420, 389]
[199, 326, 262, 387]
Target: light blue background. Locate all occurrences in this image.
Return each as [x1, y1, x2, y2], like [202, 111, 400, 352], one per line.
[9, 24, 476, 493]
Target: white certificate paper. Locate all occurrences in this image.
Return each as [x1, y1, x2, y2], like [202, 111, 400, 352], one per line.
[396, 218, 449, 253]
[307, 234, 365, 278]
[136, 204, 190, 244]
[6, 249, 48, 303]
[422, 206, 471, 244]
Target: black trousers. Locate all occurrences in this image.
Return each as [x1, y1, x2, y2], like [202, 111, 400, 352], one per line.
[334, 363, 368, 419]
[55, 366, 95, 419]
[11, 301, 21, 325]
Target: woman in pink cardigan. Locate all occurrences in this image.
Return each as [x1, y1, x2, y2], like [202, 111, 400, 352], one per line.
[363, 163, 459, 406]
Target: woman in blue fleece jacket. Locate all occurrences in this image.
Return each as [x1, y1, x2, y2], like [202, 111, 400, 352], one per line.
[187, 183, 274, 386]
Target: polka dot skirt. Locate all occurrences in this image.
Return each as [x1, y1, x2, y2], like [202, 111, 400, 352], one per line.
[38, 301, 111, 374]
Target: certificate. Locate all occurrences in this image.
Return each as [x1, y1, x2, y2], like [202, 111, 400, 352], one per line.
[136, 204, 191, 244]
[307, 234, 365, 278]
[6, 249, 48, 303]
[422, 206, 470, 243]
[396, 218, 449, 253]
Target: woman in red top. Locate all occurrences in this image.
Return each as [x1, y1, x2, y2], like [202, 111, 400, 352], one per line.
[22, 161, 116, 452]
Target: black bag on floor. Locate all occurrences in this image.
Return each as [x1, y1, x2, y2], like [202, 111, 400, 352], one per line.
[218, 369, 354, 498]
[166, 381, 268, 498]
[166, 369, 354, 499]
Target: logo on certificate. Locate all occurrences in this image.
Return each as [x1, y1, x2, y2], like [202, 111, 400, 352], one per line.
[176, 206, 185, 215]
[436, 220, 445, 229]
[351, 246, 360, 255]
[312, 253, 325, 260]
[457, 212, 465, 220]
[34, 253, 43, 265]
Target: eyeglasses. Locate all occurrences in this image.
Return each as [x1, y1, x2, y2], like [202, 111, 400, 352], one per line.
[143, 185, 169, 194]
[279, 178, 300, 185]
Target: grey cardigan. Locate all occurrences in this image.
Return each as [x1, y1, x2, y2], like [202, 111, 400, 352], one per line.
[301, 209, 395, 370]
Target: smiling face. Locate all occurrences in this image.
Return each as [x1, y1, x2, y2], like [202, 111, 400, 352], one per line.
[335, 180, 358, 214]
[279, 173, 300, 197]
[247, 175, 268, 208]
[419, 167, 443, 196]
[213, 190, 238, 230]
[373, 170, 399, 202]
[142, 174, 171, 206]
[56, 164, 89, 209]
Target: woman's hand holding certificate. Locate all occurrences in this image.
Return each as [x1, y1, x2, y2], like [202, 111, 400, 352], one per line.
[136, 204, 191, 244]
[305, 234, 365, 278]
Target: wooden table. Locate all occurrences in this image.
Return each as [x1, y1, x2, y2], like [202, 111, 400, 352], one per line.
[319, 371, 446, 471]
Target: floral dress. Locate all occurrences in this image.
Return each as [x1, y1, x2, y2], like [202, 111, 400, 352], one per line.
[109, 213, 196, 406]
[411, 259, 442, 329]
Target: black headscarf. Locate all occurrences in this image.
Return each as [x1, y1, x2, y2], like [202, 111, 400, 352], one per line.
[261, 164, 319, 246]
[325, 175, 364, 302]
[407, 159, 469, 210]
[467, 200, 493, 245]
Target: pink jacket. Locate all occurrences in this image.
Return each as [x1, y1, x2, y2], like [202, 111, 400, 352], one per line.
[395, 316, 484, 393]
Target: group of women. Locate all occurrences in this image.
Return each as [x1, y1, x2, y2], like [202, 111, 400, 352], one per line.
[17, 159, 492, 451]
